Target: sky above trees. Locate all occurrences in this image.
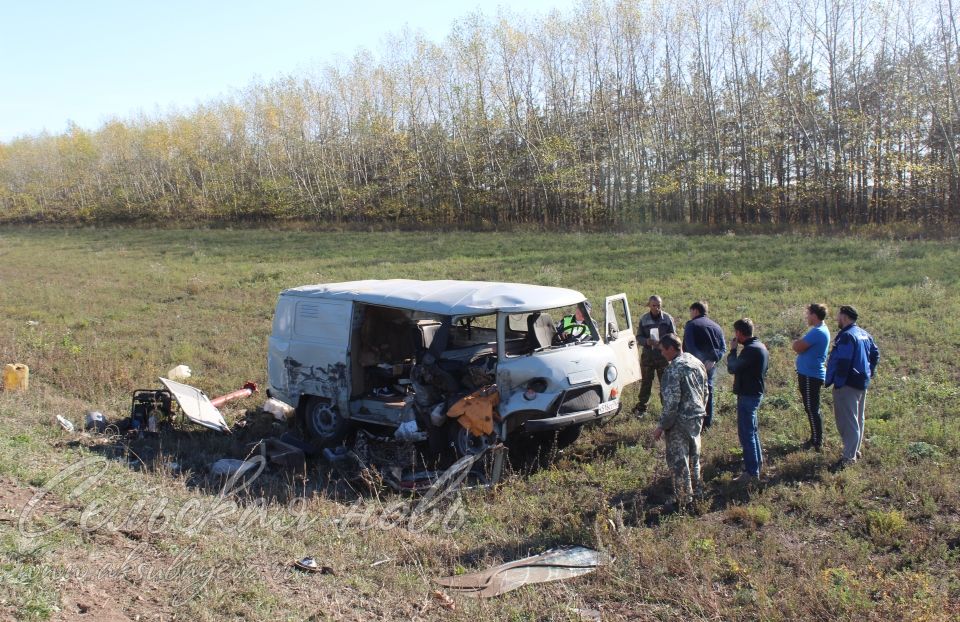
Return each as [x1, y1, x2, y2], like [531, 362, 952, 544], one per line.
[1, 0, 577, 141]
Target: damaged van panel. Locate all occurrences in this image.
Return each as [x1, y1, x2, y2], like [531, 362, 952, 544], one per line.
[267, 280, 640, 475]
[282, 358, 348, 406]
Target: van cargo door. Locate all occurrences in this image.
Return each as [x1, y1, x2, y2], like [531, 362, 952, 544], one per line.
[604, 294, 642, 387]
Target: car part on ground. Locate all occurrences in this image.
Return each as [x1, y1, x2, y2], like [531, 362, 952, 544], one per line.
[435, 545, 611, 598]
[159, 378, 259, 434]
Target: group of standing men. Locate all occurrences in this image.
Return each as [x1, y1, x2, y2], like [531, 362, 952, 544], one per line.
[637, 297, 880, 511]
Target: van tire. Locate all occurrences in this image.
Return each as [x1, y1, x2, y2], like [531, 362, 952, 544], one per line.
[448, 421, 494, 458]
[302, 397, 349, 447]
[555, 424, 582, 449]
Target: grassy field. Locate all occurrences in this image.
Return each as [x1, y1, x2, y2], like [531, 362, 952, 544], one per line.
[0, 228, 958, 621]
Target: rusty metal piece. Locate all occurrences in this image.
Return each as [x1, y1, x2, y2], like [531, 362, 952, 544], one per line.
[210, 381, 258, 408]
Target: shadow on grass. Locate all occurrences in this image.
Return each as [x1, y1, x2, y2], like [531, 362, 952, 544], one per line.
[609, 439, 829, 527]
[74, 409, 331, 505]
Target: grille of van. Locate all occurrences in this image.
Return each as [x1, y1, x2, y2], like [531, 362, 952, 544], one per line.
[557, 385, 602, 414]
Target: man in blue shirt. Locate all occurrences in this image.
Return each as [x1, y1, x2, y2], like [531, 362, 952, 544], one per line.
[825, 305, 880, 470]
[792, 303, 830, 451]
[683, 301, 726, 429]
[726, 318, 769, 482]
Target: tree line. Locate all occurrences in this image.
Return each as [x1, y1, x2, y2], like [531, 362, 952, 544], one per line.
[1, 0, 958, 228]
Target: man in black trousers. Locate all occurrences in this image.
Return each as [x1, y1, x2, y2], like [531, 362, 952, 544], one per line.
[682, 301, 726, 429]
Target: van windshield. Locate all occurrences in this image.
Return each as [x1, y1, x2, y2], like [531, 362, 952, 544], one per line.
[502, 302, 598, 357]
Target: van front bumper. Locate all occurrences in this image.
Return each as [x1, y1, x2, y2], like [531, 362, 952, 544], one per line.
[525, 398, 621, 432]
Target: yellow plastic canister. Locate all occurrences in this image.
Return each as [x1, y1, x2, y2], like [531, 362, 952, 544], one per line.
[2, 364, 29, 391]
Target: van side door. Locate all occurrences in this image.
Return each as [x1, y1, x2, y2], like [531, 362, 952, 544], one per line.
[604, 294, 642, 387]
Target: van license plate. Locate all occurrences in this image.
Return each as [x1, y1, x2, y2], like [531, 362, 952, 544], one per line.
[597, 399, 619, 414]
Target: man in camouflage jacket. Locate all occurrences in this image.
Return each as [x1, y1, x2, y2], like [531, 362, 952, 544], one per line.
[653, 333, 709, 510]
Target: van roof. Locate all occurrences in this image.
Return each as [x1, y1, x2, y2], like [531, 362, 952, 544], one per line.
[283, 279, 585, 315]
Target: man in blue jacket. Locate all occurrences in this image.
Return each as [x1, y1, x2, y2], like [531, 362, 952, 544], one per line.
[825, 305, 880, 469]
[683, 301, 726, 429]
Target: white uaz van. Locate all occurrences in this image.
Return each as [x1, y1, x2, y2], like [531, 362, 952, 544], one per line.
[266, 280, 640, 459]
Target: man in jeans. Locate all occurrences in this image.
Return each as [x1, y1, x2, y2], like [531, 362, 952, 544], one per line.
[682, 301, 726, 429]
[726, 318, 769, 482]
[633, 295, 676, 417]
[825, 305, 880, 470]
[793, 303, 830, 451]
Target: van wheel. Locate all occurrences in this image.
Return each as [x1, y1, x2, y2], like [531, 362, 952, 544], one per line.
[555, 424, 582, 449]
[449, 422, 494, 458]
[303, 397, 349, 447]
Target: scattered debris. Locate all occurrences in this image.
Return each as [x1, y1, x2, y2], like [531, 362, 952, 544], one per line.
[436, 546, 610, 598]
[84, 411, 108, 433]
[159, 378, 233, 433]
[278, 433, 320, 458]
[130, 388, 172, 434]
[166, 364, 192, 381]
[26, 320, 39, 326]
[262, 397, 295, 421]
[431, 590, 456, 611]
[370, 558, 392, 567]
[2, 363, 29, 391]
[209, 381, 258, 408]
[394, 419, 428, 442]
[210, 458, 260, 477]
[253, 437, 306, 469]
[293, 557, 335, 574]
[56, 415, 75, 432]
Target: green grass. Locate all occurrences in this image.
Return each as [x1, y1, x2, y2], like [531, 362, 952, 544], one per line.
[0, 227, 959, 620]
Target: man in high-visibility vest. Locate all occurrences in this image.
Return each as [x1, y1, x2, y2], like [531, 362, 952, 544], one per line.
[556, 302, 592, 343]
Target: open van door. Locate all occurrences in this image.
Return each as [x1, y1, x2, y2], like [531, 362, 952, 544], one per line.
[604, 294, 642, 387]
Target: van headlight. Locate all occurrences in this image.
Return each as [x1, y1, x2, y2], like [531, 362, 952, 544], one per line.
[604, 364, 618, 384]
[524, 378, 548, 400]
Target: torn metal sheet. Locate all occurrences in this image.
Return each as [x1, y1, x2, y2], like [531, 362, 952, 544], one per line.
[159, 377, 230, 433]
[436, 546, 609, 598]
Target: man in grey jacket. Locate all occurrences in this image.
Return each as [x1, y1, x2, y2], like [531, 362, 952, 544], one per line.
[633, 295, 676, 417]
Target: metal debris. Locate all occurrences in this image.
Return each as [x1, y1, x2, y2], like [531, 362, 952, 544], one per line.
[56, 415, 75, 432]
[436, 546, 610, 598]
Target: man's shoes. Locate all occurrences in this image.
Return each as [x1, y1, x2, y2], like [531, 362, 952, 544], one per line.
[801, 440, 823, 452]
[732, 472, 759, 484]
[662, 500, 696, 515]
[632, 405, 647, 419]
[702, 416, 713, 430]
[830, 458, 856, 473]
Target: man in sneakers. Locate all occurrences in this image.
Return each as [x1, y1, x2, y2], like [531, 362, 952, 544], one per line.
[793, 303, 831, 451]
[633, 295, 676, 417]
[682, 301, 726, 429]
[727, 318, 769, 482]
[652, 333, 708, 512]
[825, 305, 880, 470]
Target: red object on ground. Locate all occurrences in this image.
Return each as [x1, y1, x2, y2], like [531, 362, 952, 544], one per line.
[210, 381, 258, 408]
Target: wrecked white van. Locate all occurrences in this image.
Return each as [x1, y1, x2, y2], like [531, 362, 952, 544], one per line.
[266, 280, 640, 460]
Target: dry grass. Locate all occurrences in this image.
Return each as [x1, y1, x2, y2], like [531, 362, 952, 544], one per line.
[1, 228, 959, 621]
